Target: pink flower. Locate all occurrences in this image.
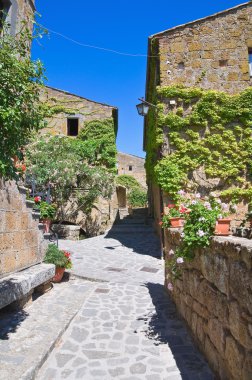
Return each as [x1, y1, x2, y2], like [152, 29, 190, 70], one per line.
[167, 283, 173, 291]
[195, 193, 201, 199]
[178, 190, 186, 196]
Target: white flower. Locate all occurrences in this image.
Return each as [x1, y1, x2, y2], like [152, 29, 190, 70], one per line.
[195, 193, 201, 199]
[168, 249, 175, 256]
[199, 217, 206, 222]
[216, 199, 222, 204]
[180, 232, 185, 238]
[197, 230, 205, 237]
[177, 257, 184, 264]
[218, 214, 223, 219]
[191, 200, 197, 205]
[167, 283, 173, 291]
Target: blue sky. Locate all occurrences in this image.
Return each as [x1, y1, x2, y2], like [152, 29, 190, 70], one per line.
[32, 0, 244, 157]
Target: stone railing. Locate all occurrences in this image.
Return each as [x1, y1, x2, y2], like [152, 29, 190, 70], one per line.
[164, 229, 252, 380]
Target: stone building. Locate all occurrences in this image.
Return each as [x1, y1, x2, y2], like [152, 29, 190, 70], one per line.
[144, 3, 252, 379]
[0, 0, 54, 310]
[39, 86, 120, 237]
[0, 0, 35, 34]
[41, 86, 118, 137]
[144, 1, 252, 231]
[117, 152, 146, 189]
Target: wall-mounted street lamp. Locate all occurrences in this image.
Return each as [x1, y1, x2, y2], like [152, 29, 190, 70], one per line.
[136, 98, 157, 116]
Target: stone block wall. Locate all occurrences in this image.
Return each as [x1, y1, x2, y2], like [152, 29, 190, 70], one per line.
[40, 86, 118, 136]
[164, 229, 252, 380]
[155, 2, 252, 93]
[117, 152, 147, 189]
[0, 180, 47, 278]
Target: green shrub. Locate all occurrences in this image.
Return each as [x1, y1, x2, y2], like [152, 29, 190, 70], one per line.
[128, 188, 147, 207]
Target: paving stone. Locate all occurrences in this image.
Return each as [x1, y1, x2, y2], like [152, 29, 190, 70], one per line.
[35, 227, 214, 380]
[108, 367, 125, 377]
[55, 353, 74, 368]
[71, 326, 89, 343]
[130, 363, 147, 374]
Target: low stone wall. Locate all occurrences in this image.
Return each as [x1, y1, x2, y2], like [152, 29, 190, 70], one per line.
[164, 229, 252, 380]
[0, 180, 47, 278]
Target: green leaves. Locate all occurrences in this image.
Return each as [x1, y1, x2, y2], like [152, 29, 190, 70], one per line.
[150, 85, 252, 200]
[0, 24, 46, 178]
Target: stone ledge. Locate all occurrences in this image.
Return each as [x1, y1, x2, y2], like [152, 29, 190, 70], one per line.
[0, 263, 55, 310]
[167, 228, 252, 250]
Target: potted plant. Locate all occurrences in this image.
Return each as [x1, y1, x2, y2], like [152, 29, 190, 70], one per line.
[214, 202, 231, 236]
[35, 199, 56, 233]
[160, 204, 189, 228]
[44, 244, 72, 282]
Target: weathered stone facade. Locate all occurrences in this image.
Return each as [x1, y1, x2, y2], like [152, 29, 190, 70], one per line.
[0, 180, 47, 278]
[40, 86, 118, 136]
[164, 229, 252, 380]
[117, 152, 146, 189]
[1, 0, 35, 35]
[148, 2, 252, 94]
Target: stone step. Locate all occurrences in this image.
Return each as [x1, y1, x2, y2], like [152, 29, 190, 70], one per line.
[0, 277, 95, 380]
[109, 225, 154, 233]
[117, 218, 147, 225]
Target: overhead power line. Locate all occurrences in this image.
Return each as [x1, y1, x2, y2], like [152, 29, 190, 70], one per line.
[39, 24, 159, 58]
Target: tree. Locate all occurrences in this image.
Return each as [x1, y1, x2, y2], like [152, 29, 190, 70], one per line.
[0, 23, 45, 178]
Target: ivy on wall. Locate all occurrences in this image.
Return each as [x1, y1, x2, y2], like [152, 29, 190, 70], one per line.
[146, 85, 252, 203]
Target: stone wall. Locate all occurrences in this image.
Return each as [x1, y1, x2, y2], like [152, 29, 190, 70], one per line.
[164, 228, 252, 380]
[4, 0, 35, 35]
[0, 180, 47, 278]
[40, 86, 118, 136]
[117, 152, 147, 189]
[154, 2, 252, 93]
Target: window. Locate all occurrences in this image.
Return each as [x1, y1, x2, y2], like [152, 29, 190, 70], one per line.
[249, 48, 252, 77]
[129, 165, 133, 171]
[0, 0, 11, 29]
[219, 60, 228, 67]
[67, 118, 79, 136]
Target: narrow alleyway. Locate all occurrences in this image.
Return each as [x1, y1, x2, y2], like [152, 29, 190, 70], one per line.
[36, 209, 214, 380]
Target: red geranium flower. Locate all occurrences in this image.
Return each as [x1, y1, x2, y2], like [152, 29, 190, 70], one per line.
[34, 196, 41, 203]
[167, 204, 175, 209]
[159, 221, 163, 226]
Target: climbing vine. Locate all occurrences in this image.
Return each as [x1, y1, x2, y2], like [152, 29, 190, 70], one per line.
[147, 85, 252, 203]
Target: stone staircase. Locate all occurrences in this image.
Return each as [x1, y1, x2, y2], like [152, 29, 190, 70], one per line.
[111, 207, 153, 233]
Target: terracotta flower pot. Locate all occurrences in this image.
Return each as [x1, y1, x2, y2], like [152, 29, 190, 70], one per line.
[215, 218, 231, 236]
[53, 267, 65, 283]
[170, 217, 185, 228]
[42, 219, 51, 233]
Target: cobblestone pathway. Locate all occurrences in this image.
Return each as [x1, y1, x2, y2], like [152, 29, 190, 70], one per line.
[37, 218, 214, 380]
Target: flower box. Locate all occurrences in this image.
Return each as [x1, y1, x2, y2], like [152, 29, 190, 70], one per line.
[170, 217, 185, 228]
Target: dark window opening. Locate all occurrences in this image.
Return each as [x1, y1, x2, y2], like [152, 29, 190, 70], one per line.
[249, 48, 252, 77]
[129, 165, 133, 171]
[178, 62, 185, 70]
[67, 118, 79, 136]
[0, 0, 11, 29]
[219, 60, 228, 67]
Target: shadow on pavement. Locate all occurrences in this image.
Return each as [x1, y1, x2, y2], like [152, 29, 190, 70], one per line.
[105, 209, 162, 259]
[142, 282, 215, 380]
[0, 308, 29, 340]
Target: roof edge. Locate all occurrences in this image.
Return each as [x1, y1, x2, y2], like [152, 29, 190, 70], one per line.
[44, 85, 118, 110]
[118, 152, 145, 160]
[150, 2, 251, 38]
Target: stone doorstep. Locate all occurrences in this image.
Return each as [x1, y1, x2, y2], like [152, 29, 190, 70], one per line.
[0, 263, 55, 310]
